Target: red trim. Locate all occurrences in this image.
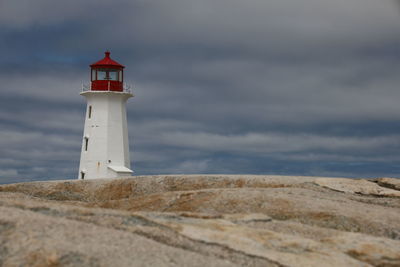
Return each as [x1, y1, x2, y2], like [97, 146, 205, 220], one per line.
[91, 80, 123, 91]
[90, 51, 125, 68]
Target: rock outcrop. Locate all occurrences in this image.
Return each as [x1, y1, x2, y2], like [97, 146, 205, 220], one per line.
[374, 177, 400, 191]
[315, 177, 400, 197]
[0, 175, 399, 266]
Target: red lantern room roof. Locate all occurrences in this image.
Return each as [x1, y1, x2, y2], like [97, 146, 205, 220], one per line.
[90, 51, 125, 69]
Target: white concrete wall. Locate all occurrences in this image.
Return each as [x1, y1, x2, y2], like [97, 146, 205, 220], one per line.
[78, 91, 133, 179]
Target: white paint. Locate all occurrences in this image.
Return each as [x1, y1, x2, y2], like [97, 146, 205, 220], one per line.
[78, 91, 133, 179]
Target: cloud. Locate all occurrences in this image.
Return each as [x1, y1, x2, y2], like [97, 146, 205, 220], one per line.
[156, 132, 400, 154]
[0, 0, 118, 29]
[170, 159, 211, 174]
[393, 0, 400, 11]
[0, 169, 18, 177]
[1, 0, 400, 183]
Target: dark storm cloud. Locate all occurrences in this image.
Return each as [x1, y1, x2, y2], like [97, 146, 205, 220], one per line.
[394, 0, 400, 10]
[1, 0, 400, 183]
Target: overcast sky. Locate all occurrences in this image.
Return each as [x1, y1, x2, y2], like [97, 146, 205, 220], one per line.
[1, 0, 400, 184]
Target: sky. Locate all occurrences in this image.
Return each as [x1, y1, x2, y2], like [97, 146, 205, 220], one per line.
[1, 0, 400, 184]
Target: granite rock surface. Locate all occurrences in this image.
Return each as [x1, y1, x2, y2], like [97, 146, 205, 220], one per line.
[0, 175, 399, 267]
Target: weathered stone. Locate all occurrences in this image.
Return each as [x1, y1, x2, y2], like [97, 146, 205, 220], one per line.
[375, 177, 400, 191]
[0, 175, 399, 266]
[315, 177, 400, 197]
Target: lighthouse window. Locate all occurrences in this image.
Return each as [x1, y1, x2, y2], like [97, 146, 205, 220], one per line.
[97, 70, 108, 80]
[84, 137, 89, 151]
[109, 71, 118, 81]
[96, 69, 119, 81]
[88, 106, 92, 119]
[91, 69, 96, 81]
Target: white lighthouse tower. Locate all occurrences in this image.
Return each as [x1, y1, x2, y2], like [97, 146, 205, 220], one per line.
[78, 51, 133, 180]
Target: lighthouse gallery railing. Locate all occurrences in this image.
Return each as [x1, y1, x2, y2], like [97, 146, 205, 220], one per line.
[81, 82, 132, 94]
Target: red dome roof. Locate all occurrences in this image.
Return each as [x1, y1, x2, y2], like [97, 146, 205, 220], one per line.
[90, 51, 124, 69]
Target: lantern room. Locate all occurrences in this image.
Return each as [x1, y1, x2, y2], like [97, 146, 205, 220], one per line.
[90, 51, 124, 91]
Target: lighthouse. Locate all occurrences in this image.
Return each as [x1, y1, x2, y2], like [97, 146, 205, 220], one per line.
[78, 51, 133, 180]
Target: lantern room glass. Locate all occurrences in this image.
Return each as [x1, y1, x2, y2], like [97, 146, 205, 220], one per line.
[92, 69, 122, 81]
